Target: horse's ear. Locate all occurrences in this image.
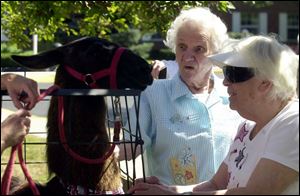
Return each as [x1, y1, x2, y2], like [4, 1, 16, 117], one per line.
[11, 49, 63, 70]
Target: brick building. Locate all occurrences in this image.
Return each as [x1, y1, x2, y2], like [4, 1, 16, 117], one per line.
[213, 1, 299, 53]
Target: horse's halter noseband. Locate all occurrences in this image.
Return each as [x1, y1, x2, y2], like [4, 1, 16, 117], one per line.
[64, 47, 125, 89]
[58, 47, 125, 164]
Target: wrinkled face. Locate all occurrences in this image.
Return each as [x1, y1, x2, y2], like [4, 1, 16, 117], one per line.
[223, 76, 263, 118]
[175, 21, 212, 86]
[11, 37, 153, 90]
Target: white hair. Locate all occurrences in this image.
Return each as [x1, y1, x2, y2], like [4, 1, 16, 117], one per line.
[164, 7, 228, 54]
[237, 35, 299, 101]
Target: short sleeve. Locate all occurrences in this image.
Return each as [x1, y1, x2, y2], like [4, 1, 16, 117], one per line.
[263, 114, 299, 172]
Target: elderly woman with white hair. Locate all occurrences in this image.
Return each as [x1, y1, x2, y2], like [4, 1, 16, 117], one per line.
[129, 35, 299, 195]
[119, 6, 243, 187]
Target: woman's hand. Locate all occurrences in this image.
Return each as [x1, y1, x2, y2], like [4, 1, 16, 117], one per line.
[151, 60, 166, 79]
[2, 73, 40, 110]
[1, 109, 31, 154]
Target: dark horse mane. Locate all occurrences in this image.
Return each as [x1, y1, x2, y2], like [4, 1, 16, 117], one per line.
[10, 37, 153, 194]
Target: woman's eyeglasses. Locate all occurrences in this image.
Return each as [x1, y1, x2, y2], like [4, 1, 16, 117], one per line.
[222, 66, 255, 83]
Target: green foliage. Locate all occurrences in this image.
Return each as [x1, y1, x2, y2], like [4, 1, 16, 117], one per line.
[1, 1, 268, 61]
[153, 48, 176, 60]
[110, 29, 141, 47]
[1, 42, 33, 67]
[129, 42, 154, 60]
[149, 46, 175, 60]
[1, 42, 22, 57]
[1, 1, 238, 49]
[240, 1, 273, 8]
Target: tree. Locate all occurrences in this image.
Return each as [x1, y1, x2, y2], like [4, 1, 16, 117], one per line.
[1, 1, 270, 49]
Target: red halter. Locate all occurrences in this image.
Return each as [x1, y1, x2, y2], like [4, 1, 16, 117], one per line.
[58, 47, 125, 164]
[64, 47, 125, 89]
[1, 47, 125, 195]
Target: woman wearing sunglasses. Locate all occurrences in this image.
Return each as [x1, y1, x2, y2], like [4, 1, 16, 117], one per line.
[129, 35, 299, 194]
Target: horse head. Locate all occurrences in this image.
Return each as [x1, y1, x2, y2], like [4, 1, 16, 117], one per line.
[11, 37, 153, 192]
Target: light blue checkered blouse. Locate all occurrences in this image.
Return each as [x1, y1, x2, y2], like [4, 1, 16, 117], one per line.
[125, 73, 243, 185]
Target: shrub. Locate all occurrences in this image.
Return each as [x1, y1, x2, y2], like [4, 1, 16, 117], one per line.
[129, 42, 154, 60]
[1, 42, 33, 68]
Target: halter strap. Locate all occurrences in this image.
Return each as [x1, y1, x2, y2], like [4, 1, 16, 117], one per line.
[59, 46, 125, 163]
[58, 95, 116, 164]
[64, 47, 125, 89]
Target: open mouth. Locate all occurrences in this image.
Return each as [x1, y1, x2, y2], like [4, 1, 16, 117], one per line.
[184, 65, 195, 71]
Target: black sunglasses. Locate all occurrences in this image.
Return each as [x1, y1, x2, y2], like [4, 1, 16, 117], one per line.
[222, 66, 255, 83]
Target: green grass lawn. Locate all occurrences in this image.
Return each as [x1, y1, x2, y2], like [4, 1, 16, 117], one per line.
[1, 135, 49, 184]
[1, 133, 145, 193]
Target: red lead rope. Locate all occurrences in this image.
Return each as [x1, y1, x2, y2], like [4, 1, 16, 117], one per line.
[58, 96, 116, 164]
[1, 146, 18, 195]
[1, 85, 60, 195]
[2, 84, 121, 195]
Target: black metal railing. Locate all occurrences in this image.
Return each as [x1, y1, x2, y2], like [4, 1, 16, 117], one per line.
[1, 88, 146, 191]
